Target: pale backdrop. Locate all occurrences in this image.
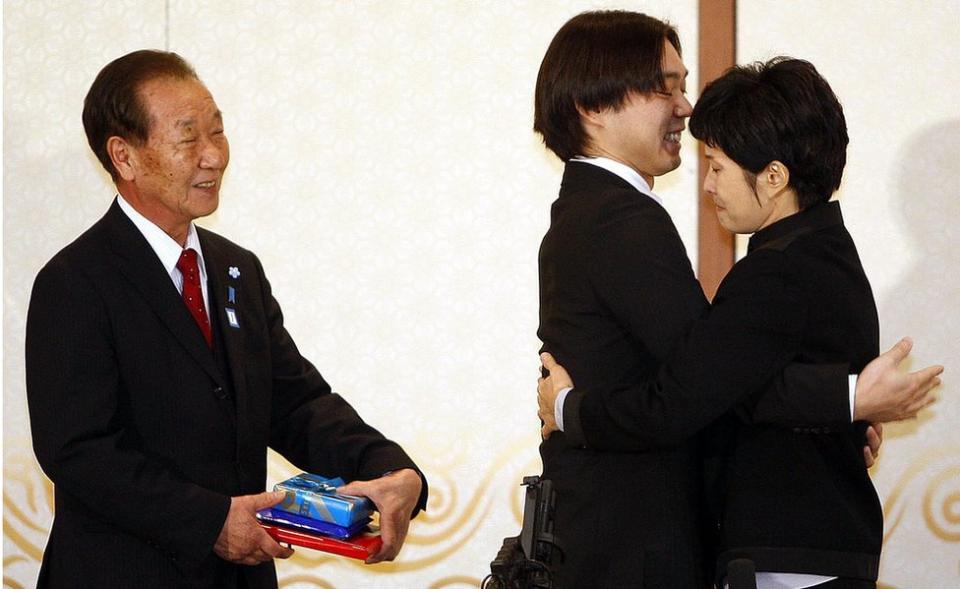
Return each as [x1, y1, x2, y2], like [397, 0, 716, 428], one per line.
[4, 1, 957, 588]
[3, 2, 698, 588]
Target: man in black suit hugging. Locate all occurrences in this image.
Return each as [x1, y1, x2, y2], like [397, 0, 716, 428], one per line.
[532, 11, 941, 589]
[25, 50, 426, 589]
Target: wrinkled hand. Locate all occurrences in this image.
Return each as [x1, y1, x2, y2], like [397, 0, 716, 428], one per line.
[853, 337, 943, 423]
[863, 423, 883, 468]
[538, 352, 574, 439]
[337, 469, 422, 564]
[214, 491, 294, 565]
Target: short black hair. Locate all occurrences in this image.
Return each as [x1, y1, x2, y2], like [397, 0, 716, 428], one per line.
[82, 50, 198, 181]
[689, 57, 848, 210]
[533, 10, 681, 162]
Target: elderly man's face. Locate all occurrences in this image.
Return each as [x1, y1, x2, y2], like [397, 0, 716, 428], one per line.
[128, 76, 229, 234]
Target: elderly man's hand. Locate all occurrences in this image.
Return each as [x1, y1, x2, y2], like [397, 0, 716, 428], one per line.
[214, 491, 294, 565]
[337, 469, 422, 564]
[538, 352, 574, 439]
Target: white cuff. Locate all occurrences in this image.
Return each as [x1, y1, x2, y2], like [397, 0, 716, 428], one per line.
[849, 374, 858, 422]
[555, 387, 573, 432]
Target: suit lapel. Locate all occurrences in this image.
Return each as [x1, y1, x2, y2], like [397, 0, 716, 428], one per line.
[199, 230, 248, 411]
[103, 202, 225, 387]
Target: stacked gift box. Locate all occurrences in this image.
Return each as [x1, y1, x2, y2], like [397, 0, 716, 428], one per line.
[257, 473, 381, 558]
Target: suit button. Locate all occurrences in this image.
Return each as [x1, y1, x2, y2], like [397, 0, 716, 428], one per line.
[213, 386, 229, 400]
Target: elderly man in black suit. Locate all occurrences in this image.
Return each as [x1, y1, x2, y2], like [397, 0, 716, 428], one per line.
[25, 50, 427, 589]
[532, 11, 941, 589]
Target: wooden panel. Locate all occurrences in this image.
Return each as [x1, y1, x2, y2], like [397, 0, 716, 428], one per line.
[697, 0, 736, 300]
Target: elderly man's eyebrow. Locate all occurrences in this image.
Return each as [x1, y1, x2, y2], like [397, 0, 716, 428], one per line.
[175, 110, 224, 127]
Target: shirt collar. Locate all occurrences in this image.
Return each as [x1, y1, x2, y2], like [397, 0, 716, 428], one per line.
[571, 156, 663, 206]
[116, 194, 206, 277]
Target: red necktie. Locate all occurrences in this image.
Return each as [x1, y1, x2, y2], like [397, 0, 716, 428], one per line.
[177, 248, 213, 347]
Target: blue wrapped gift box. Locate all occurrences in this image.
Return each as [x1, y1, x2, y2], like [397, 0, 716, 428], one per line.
[256, 507, 370, 540]
[272, 473, 374, 527]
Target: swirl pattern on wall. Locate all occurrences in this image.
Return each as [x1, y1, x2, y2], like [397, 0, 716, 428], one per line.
[882, 447, 960, 545]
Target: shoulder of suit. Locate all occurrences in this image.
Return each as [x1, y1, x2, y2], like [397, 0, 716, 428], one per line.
[38, 212, 115, 275]
[715, 249, 795, 309]
[561, 181, 668, 226]
[593, 188, 677, 241]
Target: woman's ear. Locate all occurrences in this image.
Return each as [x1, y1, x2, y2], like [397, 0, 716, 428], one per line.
[764, 160, 790, 191]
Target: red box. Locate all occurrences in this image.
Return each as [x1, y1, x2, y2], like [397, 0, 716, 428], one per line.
[261, 523, 383, 560]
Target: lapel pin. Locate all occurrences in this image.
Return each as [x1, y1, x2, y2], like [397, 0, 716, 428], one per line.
[228, 286, 236, 304]
[228, 266, 240, 279]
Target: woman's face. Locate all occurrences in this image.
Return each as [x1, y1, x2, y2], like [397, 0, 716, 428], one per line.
[702, 146, 796, 234]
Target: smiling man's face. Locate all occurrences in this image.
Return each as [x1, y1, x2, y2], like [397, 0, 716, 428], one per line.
[590, 39, 692, 186]
[121, 76, 230, 240]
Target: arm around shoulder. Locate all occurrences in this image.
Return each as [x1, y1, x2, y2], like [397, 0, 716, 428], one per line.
[575, 250, 807, 450]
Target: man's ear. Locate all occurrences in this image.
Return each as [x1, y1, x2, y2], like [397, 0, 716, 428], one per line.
[107, 136, 138, 182]
[575, 103, 606, 129]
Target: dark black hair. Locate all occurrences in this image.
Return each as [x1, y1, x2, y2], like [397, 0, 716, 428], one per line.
[533, 10, 681, 161]
[689, 57, 848, 209]
[82, 50, 198, 181]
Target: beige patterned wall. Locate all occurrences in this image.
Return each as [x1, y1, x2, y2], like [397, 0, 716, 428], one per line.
[3, 2, 699, 588]
[737, 1, 960, 587]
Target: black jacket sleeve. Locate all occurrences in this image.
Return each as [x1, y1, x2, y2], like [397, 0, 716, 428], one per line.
[571, 249, 814, 450]
[749, 363, 851, 426]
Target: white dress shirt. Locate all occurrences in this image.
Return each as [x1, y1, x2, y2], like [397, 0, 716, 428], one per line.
[116, 195, 210, 314]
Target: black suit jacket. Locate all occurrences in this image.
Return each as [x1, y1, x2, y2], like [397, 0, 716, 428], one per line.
[712, 202, 882, 581]
[537, 163, 850, 588]
[538, 162, 711, 588]
[25, 200, 427, 589]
